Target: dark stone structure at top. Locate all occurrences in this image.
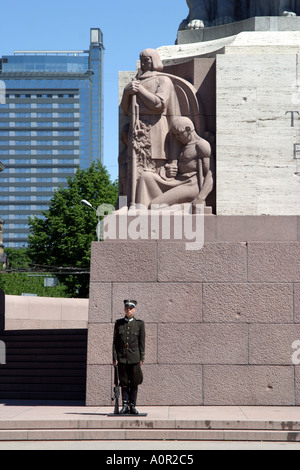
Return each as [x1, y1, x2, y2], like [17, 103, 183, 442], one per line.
[177, 0, 300, 44]
[179, 0, 300, 31]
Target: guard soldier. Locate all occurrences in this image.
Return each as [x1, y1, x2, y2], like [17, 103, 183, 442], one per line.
[113, 300, 145, 414]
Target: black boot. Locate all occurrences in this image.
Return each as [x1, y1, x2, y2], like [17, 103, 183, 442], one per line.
[129, 403, 139, 415]
[120, 387, 130, 414]
[119, 401, 129, 414]
[129, 386, 139, 414]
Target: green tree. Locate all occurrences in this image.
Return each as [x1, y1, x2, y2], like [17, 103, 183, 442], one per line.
[5, 247, 30, 270]
[27, 161, 119, 298]
[0, 248, 68, 297]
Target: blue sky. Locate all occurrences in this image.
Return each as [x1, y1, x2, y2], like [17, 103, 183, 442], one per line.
[0, 0, 188, 182]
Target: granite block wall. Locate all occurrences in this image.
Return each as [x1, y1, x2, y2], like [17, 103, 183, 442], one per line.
[86, 216, 300, 406]
[216, 52, 300, 216]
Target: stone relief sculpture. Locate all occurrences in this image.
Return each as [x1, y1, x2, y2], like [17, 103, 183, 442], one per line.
[135, 117, 213, 211]
[120, 48, 213, 210]
[179, 0, 299, 30]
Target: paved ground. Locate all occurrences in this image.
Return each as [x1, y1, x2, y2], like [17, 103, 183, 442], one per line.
[0, 402, 300, 451]
[0, 440, 299, 450]
[1, 401, 300, 422]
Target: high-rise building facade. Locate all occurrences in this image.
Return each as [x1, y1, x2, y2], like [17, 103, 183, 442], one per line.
[0, 28, 104, 247]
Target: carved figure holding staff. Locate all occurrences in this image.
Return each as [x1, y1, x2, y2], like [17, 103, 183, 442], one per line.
[121, 49, 177, 206]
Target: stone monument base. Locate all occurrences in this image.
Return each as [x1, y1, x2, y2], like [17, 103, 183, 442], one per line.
[86, 215, 300, 406]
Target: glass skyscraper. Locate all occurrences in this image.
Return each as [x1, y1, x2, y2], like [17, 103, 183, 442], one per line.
[0, 28, 104, 247]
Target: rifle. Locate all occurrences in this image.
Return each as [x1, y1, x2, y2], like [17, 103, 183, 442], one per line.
[111, 364, 120, 415]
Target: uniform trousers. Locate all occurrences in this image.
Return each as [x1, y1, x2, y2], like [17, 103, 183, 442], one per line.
[118, 363, 143, 404]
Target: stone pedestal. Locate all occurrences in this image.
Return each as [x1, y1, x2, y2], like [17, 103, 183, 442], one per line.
[215, 36, 300, 215]
[86, 215, 300, 406]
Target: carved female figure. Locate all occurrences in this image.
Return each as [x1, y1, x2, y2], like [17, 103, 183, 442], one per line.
[121, 49, 175, 167]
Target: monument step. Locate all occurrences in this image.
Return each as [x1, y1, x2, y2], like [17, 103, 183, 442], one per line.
[0, 418, 299, 442]
[0, 428, 299, 442]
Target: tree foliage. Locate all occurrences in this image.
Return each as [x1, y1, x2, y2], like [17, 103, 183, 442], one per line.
[0, 248, 68, 297]
[27, 161, 119, 298]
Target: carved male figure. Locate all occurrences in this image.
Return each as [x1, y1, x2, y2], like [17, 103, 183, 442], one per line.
[136, 117, 213, 210]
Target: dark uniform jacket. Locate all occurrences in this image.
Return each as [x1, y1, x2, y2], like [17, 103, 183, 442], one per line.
[113, 317, 145, 365]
